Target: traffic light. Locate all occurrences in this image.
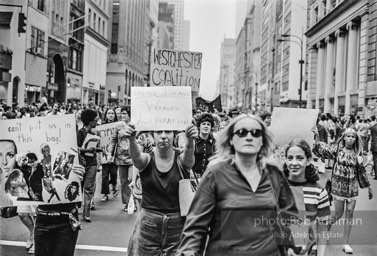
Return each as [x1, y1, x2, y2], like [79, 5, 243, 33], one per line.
[18, 13, 27, 33]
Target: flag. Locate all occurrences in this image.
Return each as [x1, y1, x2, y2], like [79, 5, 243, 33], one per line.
[195, 95, 222, 113]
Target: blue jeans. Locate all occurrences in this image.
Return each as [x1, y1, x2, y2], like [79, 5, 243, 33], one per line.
[127, 209, 184, 256]
[82, 165, 97, 217]
[34, 213, 79, 256]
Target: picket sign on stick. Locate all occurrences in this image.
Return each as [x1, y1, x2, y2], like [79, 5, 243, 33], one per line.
[131, 86, 192, 131]
[150, 48, 202, 92]
[269, 107, 319, 147]
[96, 122, 121, 164]
[0, 115, 81, 207]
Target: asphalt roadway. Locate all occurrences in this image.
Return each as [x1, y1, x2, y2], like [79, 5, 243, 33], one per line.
[1, 169, 377, 256]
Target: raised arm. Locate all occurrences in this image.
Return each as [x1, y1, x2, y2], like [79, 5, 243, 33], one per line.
[121, 123, 150, 170]
[179, 123, 198, 170]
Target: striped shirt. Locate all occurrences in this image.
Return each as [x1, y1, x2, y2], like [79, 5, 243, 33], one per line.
[287, 180, 331, 221]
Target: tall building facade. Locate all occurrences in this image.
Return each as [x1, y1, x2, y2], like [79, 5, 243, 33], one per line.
[233, 0, 308, 112]
[277, 0, 307, 109]
[244, 0, 261, 111]
[82, 0, 111, 105]
[259, 0, 276, 111]
[107, 0, 149, 106]
[182, 20, 190, 51]
[306, 0, 369, 116]
[0, 0, 29, 106]
[218, 38, 236, 110]
[46, 0, 70, 104]
[160, 0, 184, 50]
[66, 0, 85, 104]
[235, 26, 246, 109]
[158, 2, 175, 49]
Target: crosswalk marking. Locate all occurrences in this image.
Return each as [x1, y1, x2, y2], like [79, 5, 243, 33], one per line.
[0, 240, 128, 252]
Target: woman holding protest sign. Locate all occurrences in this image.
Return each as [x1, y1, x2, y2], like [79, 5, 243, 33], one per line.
[177, 114, 299, 256]
[100, 108, 119, 202]
[313, 128, 373, 254]
[77, 109, 101, 222]
[108, 106, 133, 211]
[123, 122, 198, 256]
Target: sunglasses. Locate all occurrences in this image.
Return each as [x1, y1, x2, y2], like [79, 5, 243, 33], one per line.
[233, 128, 263, 138]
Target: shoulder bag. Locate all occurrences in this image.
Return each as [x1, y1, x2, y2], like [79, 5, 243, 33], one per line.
[177, 160, 199, 217]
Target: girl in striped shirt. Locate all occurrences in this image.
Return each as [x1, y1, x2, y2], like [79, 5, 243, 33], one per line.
[284, 138, 331, 256]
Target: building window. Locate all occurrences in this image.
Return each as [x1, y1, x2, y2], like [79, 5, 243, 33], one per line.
[69, 48, 83, 72]
[314, 7, 318, 23]
[93, 13, 96, 29]
[37, 0, 45, 12]
[31, 27, 45, 55]
[88, 8, 92, 25]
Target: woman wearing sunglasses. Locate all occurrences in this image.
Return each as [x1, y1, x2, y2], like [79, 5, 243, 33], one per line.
[177, 114, 298, 256]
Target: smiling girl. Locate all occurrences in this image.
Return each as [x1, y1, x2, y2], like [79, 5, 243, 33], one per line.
[284, 139, 331, 256]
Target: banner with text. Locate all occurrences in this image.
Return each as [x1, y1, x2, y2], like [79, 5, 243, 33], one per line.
[131, 86, 192, 131]
[96, 121, 122, 164]
[0, 115, 81, 207]
[150, 48, 202, 92]
[270, 107, 319, 147]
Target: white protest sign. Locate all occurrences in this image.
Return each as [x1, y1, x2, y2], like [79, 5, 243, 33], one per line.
[269, 108, 319, 147]
[131, 86, 192, 131]
[96, 121, 121, 164]
[0, 115, 81, 207]
[150, 48, 202, 92]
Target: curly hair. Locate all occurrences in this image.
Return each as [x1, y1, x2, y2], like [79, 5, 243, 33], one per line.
[81, 109, 98, 126]
[283, 138, 319, 182]
[196, 113, 215, 128]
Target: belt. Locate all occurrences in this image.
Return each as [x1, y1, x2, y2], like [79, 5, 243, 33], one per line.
[37, 207, 77, 217]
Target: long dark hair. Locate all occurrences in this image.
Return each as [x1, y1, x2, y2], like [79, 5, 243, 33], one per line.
[103, 108, 118, 124]
[64, 181, 80, 201]
[283, 138, 319, 182]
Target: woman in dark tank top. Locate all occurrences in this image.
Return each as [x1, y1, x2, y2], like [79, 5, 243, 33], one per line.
[120, 123, 198, 256]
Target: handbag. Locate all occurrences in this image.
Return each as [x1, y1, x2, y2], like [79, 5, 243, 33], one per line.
[0, 206, 18, 218]
[325, 146, 341, 206]
[355, 159, 371, 189]
[268, 171, 301, 256]
[127, 194, 136, 215]
[325, 179, 333, 205]
[177, 160, 198, 217]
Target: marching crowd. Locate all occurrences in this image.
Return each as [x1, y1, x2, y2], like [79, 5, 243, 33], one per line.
[0, 100, 376, 256]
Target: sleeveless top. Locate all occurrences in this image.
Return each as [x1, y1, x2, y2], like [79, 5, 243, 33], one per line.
[140, 149, 183, 213]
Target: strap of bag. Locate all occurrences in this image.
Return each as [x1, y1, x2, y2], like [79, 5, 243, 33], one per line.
[177, 159, 197, 191]
[267, 170, 302, 255]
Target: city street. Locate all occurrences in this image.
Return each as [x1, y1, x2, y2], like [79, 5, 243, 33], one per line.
[1, 169, 377, 256]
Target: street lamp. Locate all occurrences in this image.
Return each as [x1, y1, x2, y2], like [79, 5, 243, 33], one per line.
[278, 34, 304, 108]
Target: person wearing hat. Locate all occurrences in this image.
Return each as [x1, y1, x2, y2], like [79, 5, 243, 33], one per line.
[193, 113, 216, 177]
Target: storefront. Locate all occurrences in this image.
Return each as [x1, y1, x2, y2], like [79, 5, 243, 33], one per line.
[25, 84, 41, 105]
[366, 97, 377, 117]
[66, 73, 82, 104]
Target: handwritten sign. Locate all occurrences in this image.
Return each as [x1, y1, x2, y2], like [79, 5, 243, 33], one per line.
[96, 122, 121, 164]
[150, 48, 202, 92]
[131, 86, 192, 131]
[269, 108, 319, 147]
[0, 115, 81, 207]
